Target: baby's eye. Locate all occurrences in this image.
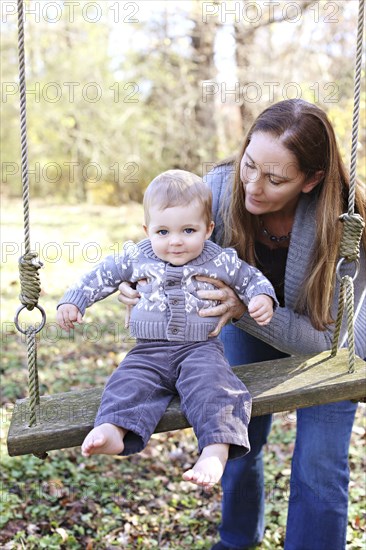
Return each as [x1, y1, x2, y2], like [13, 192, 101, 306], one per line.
[184, 228, 195, 234]
[244, 161, 256, 170]
[157, 229, 168, 236]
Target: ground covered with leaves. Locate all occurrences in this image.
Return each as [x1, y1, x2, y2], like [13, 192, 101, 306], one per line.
[1, 200, 365, 549]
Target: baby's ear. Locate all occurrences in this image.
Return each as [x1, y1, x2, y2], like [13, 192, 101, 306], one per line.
[206, 220, 215, 239]
[143, 224, 149, 236]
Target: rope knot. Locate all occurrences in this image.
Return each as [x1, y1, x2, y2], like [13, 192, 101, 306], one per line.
[18, 252, 43, 310]
[339, 213, 365, 261]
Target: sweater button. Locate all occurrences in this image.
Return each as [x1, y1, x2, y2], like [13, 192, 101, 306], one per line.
[172, 299, 179, 305]
[167, 281, 174, 286]
[172, 328, 178, 334]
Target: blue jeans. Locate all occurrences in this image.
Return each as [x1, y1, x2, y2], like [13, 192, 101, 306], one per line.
[219, 324, 358, 550]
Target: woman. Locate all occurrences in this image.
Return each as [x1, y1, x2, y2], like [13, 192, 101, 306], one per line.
[119, 99, 366, 550]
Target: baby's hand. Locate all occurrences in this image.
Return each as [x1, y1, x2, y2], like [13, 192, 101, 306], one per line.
[247, 295, 274, 326]
[56, 304, 83, 331]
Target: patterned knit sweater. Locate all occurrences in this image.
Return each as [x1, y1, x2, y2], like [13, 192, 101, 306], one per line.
[58, 239, 278, 342]
[206, 163, 366, 358]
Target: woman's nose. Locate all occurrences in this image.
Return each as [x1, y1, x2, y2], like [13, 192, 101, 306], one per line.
[245, 177, 263, 196]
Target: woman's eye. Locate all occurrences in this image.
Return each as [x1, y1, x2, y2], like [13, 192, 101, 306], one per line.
[241, 162, 259, 180]
[268, 176, 282, 185]
[158, 229, 168, 236]
[184, 228, 195, 234]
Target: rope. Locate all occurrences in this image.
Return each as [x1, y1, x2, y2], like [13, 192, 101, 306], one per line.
[25, 327, 47, 459]
[19, 253, 43, 310]
[332, 0, 365, 373]
[17, 0, 29, 254]
[348, 0, 365, 216]
[15, 0, 46, 441]
[331, 276, 356, 373]
[17, 0, 43, 310]
[26, 327, 40, 426]
[339, 213, 365, 261]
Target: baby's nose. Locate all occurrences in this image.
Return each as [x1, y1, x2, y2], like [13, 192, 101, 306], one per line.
[169, 234, 183, 245]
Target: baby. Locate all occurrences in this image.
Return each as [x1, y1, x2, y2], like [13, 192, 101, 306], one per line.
[57, 170, 277, 487]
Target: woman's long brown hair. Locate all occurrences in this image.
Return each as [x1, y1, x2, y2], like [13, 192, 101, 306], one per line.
[221, 99, 366, 330]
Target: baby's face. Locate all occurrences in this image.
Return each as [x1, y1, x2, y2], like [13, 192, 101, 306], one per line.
[144, 201, 214, 266]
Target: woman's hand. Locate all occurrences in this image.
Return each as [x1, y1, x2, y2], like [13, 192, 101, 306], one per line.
[117, 281, 141, 306]
[196, 276, 246, 337]
[117, 281, 142, 328]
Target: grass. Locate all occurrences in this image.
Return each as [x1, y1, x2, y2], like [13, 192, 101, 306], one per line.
[1, 198, 365, 549]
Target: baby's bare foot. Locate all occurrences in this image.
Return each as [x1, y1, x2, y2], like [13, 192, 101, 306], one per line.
[81, 423, 126, 457]
[182, 443, 229, 487]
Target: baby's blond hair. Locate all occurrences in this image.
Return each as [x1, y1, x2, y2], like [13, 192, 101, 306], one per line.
[143, 170, 213, 228]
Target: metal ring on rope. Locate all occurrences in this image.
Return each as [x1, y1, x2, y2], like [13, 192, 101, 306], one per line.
[335, 258, 360, 284]
[14, 304, 47, 335]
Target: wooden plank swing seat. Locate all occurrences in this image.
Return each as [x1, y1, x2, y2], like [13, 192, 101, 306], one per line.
[7, 349, 366, 458]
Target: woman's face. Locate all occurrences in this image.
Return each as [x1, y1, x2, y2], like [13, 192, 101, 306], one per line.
[240, 132, 314, 216]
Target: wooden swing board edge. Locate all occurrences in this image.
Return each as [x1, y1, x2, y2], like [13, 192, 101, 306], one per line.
[7, 349, 366, 457]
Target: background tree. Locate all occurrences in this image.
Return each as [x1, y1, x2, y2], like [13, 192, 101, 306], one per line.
[1, 0, 364, 203]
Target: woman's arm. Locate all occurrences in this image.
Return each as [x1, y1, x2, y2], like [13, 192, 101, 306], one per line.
[234, 307, 334, 356]
[198, 259, 366, 358]
[237, 247, 366, 357]
[196, 279, 327, 354]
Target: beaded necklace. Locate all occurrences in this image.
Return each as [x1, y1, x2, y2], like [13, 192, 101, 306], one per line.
[259, 218, 292, 243]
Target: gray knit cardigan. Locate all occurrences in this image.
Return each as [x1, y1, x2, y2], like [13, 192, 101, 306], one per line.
[206, 164, 366, 358]
[58, 239, 278, 342]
